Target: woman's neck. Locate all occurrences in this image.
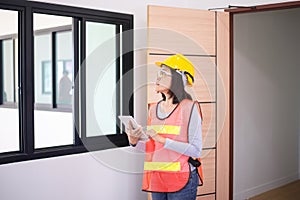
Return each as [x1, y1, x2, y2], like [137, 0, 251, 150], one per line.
[162, 92, 173, 104]
[164, 97, 173, 106]
[160, 96, 176, 114]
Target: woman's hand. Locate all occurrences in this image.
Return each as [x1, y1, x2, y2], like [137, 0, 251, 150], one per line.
[125, 120, 143, 145]
[146, 129, 166, 145]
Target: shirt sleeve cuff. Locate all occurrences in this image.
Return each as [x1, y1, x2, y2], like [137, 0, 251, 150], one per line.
[164, 138, 172, 148]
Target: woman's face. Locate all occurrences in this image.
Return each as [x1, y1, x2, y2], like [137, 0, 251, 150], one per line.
[155, 65, 172, 93]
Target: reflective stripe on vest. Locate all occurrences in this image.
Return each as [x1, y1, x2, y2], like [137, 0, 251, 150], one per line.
[144, 162, 181, 171]
[147, 125, 181, 135]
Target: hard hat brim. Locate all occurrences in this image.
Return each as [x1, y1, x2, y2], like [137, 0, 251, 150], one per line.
[154, 54, 194, 86]
[155, 61, 163, 67]
[155, 61, 193, 86]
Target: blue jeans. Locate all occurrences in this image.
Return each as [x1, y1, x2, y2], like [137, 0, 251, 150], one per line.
[151, 169, 199, 200]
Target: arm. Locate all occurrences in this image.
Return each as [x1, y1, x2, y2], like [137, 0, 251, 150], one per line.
[164, 105, 202, 157]
[127, 105, 153, 152]
[126, 123, 146, 152]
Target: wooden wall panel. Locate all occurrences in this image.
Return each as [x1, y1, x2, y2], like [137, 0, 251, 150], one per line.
[200, 103, 216, 148]
[197, 194, 216, 200]
[147, 55, 216, 103]
[147, 6, 230, 200]
[148, 5, 215, 56]
[216, 12, 230, 200]
[197, 149, 216, 195]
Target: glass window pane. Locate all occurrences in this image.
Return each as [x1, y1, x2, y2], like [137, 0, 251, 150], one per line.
[34, 34, 52, 104]
[14, 38, 19, 103]
[86, 22, 117, 137]
[56, 31, 73, 105]
[0, 9, 19, 153]
[3, 40, 14, 102]
[33, 13, 74, 149]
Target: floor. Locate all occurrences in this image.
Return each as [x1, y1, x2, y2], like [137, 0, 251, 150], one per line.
[249, 180, 300, 200]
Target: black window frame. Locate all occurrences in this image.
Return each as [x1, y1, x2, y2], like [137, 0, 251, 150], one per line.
[0, 0, 134, 165]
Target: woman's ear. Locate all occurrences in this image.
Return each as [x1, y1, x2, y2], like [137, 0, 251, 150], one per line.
[176, 70, 188, 87]
[182, 72, 188, 87]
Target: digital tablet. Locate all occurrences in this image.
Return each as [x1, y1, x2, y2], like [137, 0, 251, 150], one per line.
[118, 115, 149, 141]
[118, 115, 139, 129]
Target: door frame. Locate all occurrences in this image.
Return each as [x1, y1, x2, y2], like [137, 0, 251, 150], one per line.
[227, 1, 300, 199]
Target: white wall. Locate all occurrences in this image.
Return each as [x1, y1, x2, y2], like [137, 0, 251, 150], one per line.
[234, 7, 300, 200]
[0, 149, 145, 200]
[0, 0, 299, 200]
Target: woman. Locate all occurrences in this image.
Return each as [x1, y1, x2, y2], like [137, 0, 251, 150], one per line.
[126, 54, 203, 200]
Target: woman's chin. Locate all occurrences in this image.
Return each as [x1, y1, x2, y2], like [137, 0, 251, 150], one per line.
[155, 85, 162, 92]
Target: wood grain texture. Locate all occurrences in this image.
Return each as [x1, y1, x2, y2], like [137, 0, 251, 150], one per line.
[197, 149, 216, 195]
[216, 12, 230, 200]
[200, 103, 216, 149]
[148, 5, 215, 56]
[197, 194, 216, 200]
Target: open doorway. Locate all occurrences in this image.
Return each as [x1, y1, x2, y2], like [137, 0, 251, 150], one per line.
[230, 2, 300, 199]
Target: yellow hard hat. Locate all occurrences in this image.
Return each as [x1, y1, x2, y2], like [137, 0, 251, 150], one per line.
[155, 54, 195, 86]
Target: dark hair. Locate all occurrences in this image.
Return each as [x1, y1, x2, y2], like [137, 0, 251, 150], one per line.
[161, 67, 192, 104]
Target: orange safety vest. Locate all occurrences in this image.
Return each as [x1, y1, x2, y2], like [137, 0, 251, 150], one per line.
[142, 99, 204, 193]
